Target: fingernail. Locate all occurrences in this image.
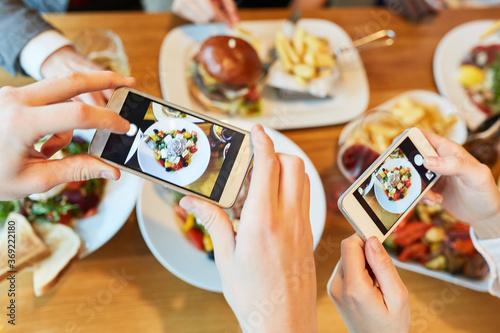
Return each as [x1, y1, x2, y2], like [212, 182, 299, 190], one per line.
[101, 171, 117, 180]
[370, 237, 382, 253]
[179, 197, 195, 212]
[422, 198, 435, 207]
[425, 156, 438, 167]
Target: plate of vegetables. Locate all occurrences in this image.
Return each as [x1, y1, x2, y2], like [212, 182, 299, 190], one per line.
[434, 20, 500, 129]
[0, 130, 142, 258]
[136, 120, 327, 292]
[384, 204, 490, 292]
[137, 119, 210, 186]
[374, 158, 421, 214]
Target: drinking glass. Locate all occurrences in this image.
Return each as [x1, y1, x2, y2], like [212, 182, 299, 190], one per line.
[73, 29, 130, 76]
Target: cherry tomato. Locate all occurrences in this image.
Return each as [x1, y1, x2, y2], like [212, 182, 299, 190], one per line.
[393, 191, 401, 201]
[394, 221, 432, 247]
[58, 212, 72, 225]
[187, 228, 204, 251]
[452, 239, 476, 256]
[65, 181, 85, 191]
[189, 146, 198, 153]
[398, 242, 429, 262]
[192, 131, 198, 137]
[244, 85, 260, 103]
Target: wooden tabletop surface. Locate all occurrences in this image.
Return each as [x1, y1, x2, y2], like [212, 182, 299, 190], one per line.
[1, 7, 500, 333]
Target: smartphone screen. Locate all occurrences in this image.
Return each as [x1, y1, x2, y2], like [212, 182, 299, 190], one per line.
[353, 137, 437, 235]
[100, 92, 247, 201]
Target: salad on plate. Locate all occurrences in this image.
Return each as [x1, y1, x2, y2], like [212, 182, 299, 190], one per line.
[147, 128, 199, 172]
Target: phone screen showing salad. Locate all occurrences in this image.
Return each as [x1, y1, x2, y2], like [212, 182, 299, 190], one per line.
[99, 92, 246, 202]
[353, 137, 437, 234]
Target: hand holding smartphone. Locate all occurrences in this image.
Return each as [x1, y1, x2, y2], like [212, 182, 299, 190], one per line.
[89, 88, 253, 208]
[338, 128, 440, 242]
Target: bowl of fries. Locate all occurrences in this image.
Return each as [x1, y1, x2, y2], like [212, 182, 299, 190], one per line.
[267, 25, 339, 98]
[337, 90, 467, 181]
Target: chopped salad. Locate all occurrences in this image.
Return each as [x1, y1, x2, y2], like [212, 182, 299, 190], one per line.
[458, 44, 500, 115]
[0, 138, 106, 225]
[379, 165, 412, 201]
[149, 128, 198, 172]
[384, 204, 489, 279]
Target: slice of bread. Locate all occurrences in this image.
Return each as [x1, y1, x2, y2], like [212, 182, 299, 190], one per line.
[0, 212, 49, 281]
[32, 223, 81, 297]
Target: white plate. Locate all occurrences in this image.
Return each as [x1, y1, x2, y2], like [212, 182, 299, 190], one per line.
[137, 119, 210, 186]
[339, 90, 468, 147]
[434, 20, 498, 129]
[390, 255, 489, 293]
[374, 159, 421, 214]
[158, 19, 369, 130]
[137, 120, 327, 292]
[67, 130, 142, 258]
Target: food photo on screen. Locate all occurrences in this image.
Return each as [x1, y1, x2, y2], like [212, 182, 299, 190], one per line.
[100, 93, 245, 201]
[353, 138, 436, 234]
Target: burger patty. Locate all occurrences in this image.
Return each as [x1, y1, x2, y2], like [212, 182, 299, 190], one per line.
[192, 63, 250, 103]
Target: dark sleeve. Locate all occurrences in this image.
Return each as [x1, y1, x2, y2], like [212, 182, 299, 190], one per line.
[0, 0, 54, 76]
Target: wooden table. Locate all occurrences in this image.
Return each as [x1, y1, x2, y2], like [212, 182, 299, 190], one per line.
[1, 7, 500, 333]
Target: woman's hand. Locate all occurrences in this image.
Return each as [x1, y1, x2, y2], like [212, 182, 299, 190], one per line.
[329, 234, 410, 333]
[172, 0, 239, 26]
[0, 71, 135, 200]
[40, 46, 114, 107]
[421, 130, 500, 239]
[180, 125, 317, 332]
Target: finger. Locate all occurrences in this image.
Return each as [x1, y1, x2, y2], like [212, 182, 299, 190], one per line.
[102, 89, 114, 102]
[246, 124, 280, 206]
[328, 259, 344, 304]
[29, 102, 130, 140]
[423, 154, 480, 179]
[21, 154, 121, 195]
[339, 234, 369, 284]
[276, 154, 305, 208]
[221, 0, 239, 25]
[74, 91, 107, 107]
[179, 196, 235, 265]
[302, 174, 311, 225]
[420, 129, 464, 156]
[420, 190, 443, 207]
[20, 71, 135, 106]
[40, 131, 73, 158]
[365, 237, 408, 311]
[185, 0, 213, 23]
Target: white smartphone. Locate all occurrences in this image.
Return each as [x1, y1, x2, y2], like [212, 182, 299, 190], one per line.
[89, 88, 253, 208]
[338, 127, 441, 242]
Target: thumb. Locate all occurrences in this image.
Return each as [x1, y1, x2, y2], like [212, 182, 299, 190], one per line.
[365, 237, 408, 311]
[423, 155, 476, 179]
[179, 196, 235, 265]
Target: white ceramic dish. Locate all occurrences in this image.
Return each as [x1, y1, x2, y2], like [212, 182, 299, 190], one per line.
[137, 119, 210, 186]
[374, 159, 421, 214]
[338, 90, 468, 148]
[390, 255, 489, 292]
[158, 19, 369, 130]
[29, 130, 142, 259]
[434, 20, 498, 129]
[137, 120, 327, 292]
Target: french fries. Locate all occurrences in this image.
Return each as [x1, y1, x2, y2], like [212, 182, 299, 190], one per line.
[275, 27, 336, 85]
[355, 97, 458, 152]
